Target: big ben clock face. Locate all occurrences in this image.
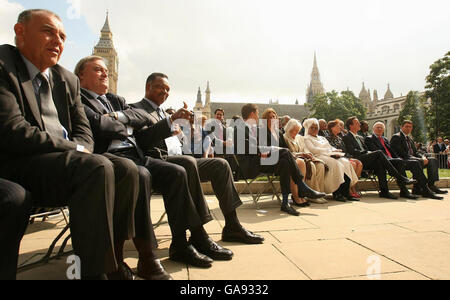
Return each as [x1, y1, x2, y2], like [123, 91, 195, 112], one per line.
[103, 58, 109, 65]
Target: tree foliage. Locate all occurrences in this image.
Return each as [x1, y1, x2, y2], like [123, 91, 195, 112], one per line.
[425, 51, 450, 140]
[398, 91, 429, 143]
[307, 90, 366, 122]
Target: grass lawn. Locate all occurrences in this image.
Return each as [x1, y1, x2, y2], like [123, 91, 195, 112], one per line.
[252, 168, 450, 182]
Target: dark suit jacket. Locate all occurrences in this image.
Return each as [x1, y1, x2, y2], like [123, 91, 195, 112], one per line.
[130, 99, 174, 159]
[365, 134, 399, 158]
[433, 143, 447, 154]
[342, 132, 368, 159]
[390, 132, 421, 160]
[80, 89, 150, 154]
[0, 44, 94, 163]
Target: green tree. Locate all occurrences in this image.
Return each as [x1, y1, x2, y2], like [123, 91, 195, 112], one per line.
[307, 90, 366, 121]
[398, 91, 429, 143]
[425, 51, 450, 140]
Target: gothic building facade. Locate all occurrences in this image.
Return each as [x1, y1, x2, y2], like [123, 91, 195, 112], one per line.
[93, 12, 119, 94]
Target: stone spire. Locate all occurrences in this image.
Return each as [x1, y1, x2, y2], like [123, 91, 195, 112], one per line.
[306, 52, 325, 104]
[93, 11, 119, 94]
[196, 87, 202, 105]
[359, 82, 370, 101]
[384, 84, 394, 100]
[373, 90, 379, 101]
[205, 81, 211, 106]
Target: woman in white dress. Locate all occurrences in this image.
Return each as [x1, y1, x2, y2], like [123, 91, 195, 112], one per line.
[283, 119, 328, 205]
[303, 118, 359, 202]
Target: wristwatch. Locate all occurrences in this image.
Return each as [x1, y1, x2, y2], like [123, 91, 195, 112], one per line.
[109, 112, 118, 120]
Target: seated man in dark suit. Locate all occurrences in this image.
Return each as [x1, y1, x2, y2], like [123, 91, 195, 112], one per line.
[77, 57, 234, 272]
[391, 120, 447, 197]
[132, 73, 265, 245]
[342, 117, 416, 200]
[0, 9, 140, 280]
[433, 137, 447, 154]
[365, 122, 435, 199]
[318, 119, 330, 137]
[0, 179, 32, 280]
[234, 104, 326, 216]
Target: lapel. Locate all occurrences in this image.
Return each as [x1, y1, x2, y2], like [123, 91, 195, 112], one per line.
[372, 134, 384, 149]
[140, 99, 160, 125]
[14, 50, 43, 129]
[81, 88, 109, 114]
[49, 68, 71, 133]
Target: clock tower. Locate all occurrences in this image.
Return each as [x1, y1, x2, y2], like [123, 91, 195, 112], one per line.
[93, 12, 119, 94]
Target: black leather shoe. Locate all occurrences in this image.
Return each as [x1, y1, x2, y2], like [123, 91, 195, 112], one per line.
[222, 226, 265, 244]
[281, 203, 300, 216]
[137, 259, 173, 280]
[379, 192, 398, 200]
[345, 196, 360, 201]
[422, 191, 444, 200]
[397, 177, 417, 186]
[412, 186, 422, 195]
[333, 194, 347, 202]
[298, 184, 326, 199]
[291, 195, 310, 207]
[189, 237, 234, 261]
[169, 245, 213, 268]
[400, 191, 419, 200]
[429, 186, 448, 194]
[107, 262, 135, 280]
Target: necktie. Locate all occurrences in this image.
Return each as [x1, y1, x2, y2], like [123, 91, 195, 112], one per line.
[156, 108, 165, 121]
[36, 73, 63, 138]
[379, 136, 392, 158]
[355, 134, 364, 151]
[406, 136, 414, 156]
[98, 95, 114, 113]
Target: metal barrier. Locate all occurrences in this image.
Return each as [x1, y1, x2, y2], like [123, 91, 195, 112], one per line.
[432, 153, 449, 169]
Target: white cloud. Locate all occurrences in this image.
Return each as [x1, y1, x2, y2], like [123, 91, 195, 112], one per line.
[74, 0, 450, 109]
[0, 0, 24, 45]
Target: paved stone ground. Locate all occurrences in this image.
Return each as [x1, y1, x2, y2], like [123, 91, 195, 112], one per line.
[17, 188, 450, 280]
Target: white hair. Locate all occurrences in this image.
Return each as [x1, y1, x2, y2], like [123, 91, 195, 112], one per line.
[373, 122, 386, 130]
[284, 119, 302, 135]
[303, 118, 319, 135]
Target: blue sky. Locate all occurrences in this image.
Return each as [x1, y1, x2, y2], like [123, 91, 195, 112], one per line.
[12, 0, 97, 73]
[2, 0, 449, 110]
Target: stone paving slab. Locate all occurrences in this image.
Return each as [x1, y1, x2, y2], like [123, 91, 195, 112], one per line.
[274, 239, 408, 280]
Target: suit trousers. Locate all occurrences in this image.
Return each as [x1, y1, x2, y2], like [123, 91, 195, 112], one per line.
[113, 150, 205, 248]
[0, 179, 32, 280]
[0, 151, 138, 277]
[166, 156, 243, 216]
[358, 150, 402, 193]
[402, 159, 429, 190]
[260, 148, 304, 196]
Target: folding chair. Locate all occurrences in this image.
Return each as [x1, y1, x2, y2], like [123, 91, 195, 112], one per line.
[18, 207, 72, 273]
[231, 155, 282, 208]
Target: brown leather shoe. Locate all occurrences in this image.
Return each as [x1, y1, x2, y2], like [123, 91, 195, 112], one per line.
[137, 258, 173, 280]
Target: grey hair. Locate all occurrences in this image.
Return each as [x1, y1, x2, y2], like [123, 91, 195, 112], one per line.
[284, 119, 302, 135]
[74, 56, 106, 77]
[373, 121, 386, 130]
[17, 9, 61, 24]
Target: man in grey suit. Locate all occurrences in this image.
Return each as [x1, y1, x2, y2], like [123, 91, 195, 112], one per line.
[0, 9, 139, 280]
[132, 73, 265, 245]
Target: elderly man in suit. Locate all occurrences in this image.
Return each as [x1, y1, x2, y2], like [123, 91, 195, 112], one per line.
[391, 120, 447, 197]
[132, 73, 265, 245]
[0, 9, 143, 280]
[77, 57, 240, 273]
[364, 122, 440, 199]
[342, 117, 416, 200]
